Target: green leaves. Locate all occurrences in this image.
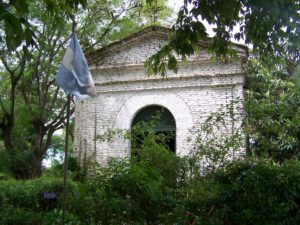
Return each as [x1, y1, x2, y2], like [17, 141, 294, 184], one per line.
[0, 0, 88, 51]
[2, 158, 300, 224]
[245, 59, 300, 163]
[0, 177, 79, 224]
[3, 14, 23, 50]
[146, 0, 300, 75]
[0, 1, 28, 50]
[210, 160, 300, 225]
[11, 0, 29, 16]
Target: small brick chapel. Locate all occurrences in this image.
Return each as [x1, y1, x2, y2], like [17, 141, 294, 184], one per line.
[74, 26, 247, 165]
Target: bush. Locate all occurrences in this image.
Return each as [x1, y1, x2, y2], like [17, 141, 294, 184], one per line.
[2, 112, 300, 225]
[2, 157, 300, 225]
[211, 160, 300, 225]
[245, 59, 300, 163]
[0, 177, 78, 225]
[168, 160, 300, 225]
[70, 140, 184, 225]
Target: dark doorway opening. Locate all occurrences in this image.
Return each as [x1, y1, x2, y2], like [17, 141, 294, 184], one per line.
[131, 105, 176, 154]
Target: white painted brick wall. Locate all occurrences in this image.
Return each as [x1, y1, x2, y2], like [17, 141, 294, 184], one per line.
[74, 27, 246, 166]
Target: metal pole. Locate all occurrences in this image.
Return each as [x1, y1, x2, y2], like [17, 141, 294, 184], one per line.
[62, 94, 71, 225]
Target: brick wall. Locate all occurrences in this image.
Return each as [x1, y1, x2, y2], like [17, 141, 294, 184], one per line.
[74, 26, 246, 166]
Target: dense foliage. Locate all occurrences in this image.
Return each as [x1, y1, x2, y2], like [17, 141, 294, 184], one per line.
[1, 151, 300, 224]
[0, 0, 87, 51]
[0, 177, 78, 224]
[146, 0, 299, 76]
[246, 59, 300, 163]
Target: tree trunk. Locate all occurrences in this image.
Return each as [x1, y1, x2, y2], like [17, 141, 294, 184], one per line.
[27, 122, 55, 179]
[1, 122, 14, 151]
[29, 124, 47, 178]
[11, 123, 49, 179]
[30, 151, 43, 178]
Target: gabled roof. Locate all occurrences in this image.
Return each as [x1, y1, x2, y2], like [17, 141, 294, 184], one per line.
[87, 25, 248, 66]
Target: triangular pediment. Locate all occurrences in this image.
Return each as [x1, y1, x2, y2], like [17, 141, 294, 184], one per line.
[87, 25, 247, 70]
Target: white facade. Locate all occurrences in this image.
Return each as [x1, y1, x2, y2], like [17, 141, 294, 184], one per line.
[74, 26, 247, 165]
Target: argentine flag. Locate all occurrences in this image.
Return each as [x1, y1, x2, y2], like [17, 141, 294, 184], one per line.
[56, 34, 96, 99]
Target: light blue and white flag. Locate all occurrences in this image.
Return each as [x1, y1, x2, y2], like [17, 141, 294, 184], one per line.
[56, 34, 96, 99]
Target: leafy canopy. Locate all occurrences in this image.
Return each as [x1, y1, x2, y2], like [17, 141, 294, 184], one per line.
[146, 0, 300, 75]
[245, 59, 300, 163]
[0, 0, 87, 51]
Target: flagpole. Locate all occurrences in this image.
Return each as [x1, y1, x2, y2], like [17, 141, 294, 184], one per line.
[57, 18, 95, 224]
[62, 94, 71, 225]
[61, 19, 77, 225]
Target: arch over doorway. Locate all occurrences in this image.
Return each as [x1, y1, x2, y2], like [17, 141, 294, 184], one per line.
[131, 105, 176, 153]
[112, 93, 194, 156]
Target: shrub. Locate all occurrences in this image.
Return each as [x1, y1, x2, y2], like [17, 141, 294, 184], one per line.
[189, 99, 244, 176]
[245, 59, 300, 163]
[70, 141, 184, 225]
[2, 158, 300, 225]
[167, 160, 300, 225]
[211, 160, 300, 225]
[0, 177, 78, 225]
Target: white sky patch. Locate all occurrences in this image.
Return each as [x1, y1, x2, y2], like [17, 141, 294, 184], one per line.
[167, 0, 182, 13]
[42, 150, 64, 168]
[42, 129, 64, 168]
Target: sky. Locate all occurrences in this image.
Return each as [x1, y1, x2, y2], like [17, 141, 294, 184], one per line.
[167, 0, 182, 11]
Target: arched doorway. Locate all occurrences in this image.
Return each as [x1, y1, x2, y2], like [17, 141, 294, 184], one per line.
[131, 105, 176, 154]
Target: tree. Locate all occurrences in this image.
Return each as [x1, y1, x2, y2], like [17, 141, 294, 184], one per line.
[144, 0, 300, 163]
[146, 0, 299, 76]
[87, 0, 173, 46]
[0, 0, 77, 178]
[245, 59, 300, 163]
[0, 0, 133, 178]
[137, 0, 173, 25]
[0, 0, 172, 178]
[0, 0, 87, 52]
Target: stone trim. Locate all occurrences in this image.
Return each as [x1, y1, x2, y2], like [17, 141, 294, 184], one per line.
[112, 93, 194, 156]
[93, 75, 244, 94]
